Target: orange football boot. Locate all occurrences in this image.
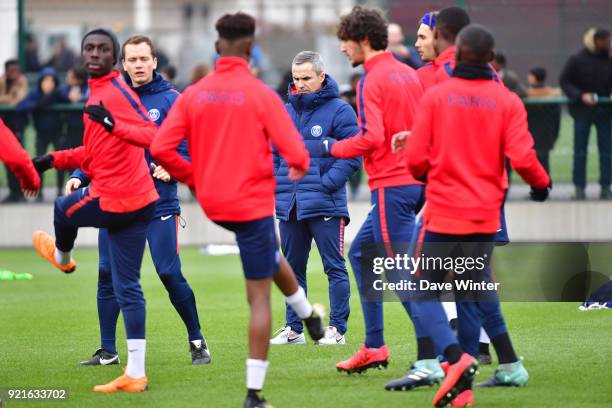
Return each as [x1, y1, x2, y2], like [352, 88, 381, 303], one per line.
[32, 230, 76, 273]
[336, 344, 389, 374]
[93, 374, 148, 393]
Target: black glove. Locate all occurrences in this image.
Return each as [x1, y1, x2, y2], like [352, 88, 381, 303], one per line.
[530, 182, 551, 202]
[319, 138, 336, 157]
[84, 101, 115, 132]
[32, 154, 54, 174]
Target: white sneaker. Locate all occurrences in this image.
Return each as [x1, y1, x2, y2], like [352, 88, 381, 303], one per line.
[315, 326, 345, 345]
[269, 326, 306, 345]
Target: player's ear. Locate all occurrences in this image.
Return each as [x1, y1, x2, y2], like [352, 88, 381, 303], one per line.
[152, 57, 158, 71]
[245, 38, 254, 60]
[214, 40, 220, 55]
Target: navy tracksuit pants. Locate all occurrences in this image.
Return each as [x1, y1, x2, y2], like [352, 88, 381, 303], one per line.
[280, 210, 350, 335]
[348, 185, 426, 348]
[97, 214, 203, 353]
[54, 187, 154, 340]
[412, 230, 497, 357]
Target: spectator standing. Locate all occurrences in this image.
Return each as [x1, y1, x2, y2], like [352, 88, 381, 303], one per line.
[526, 67, 561, 174]
[492, 52, 526, 98]
[340, 72, 363, 198]
[45, 36, 77, 73]
[16, 67, 65, 199]
[387, 23, 422, 69]
[560, 28, 612, 200]
[58, 66, 89, 149]
[0, 59, 29, 203]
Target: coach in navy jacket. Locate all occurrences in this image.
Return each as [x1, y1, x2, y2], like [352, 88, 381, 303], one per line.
[271, 51, 360, 345]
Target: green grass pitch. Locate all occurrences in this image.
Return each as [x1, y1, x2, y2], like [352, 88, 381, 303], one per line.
[0, 247, 611, 407]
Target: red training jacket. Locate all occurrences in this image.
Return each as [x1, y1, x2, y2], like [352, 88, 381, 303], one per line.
[406, 77, 550, 233]
[330, 52, 423, 190]
[417, 63, 437, 90]
[151, 57, 309, 222]
[50, 70, 158, 212]
[433, 45, 457, 86]
[0, 118, 40, 190]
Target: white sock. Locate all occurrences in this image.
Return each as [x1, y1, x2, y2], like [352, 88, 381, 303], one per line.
[191, 339, 202, 348]
[285, 286, 312, 319]
[246, 359, 269, 391]
[125, 339, 146, 378]
[479, 327, 490, 344]
[54, 248, 71, 265]
[442, 301, 457, 321]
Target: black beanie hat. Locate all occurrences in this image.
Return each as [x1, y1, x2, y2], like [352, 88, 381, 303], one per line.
[81, 28, 120, 65]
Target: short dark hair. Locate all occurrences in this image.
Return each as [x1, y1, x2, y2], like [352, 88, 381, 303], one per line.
[494, 52, 507, 67]
[337, 6, 388, 51]
[529, 66, 547, 83]
[594, 28, 610, 41]
[215, 12, 256, 40]
[4, 59, 19, 71]
[436, 6, 470, 42]
[457, 24, 495, 61]
[122, 35, 156, 59]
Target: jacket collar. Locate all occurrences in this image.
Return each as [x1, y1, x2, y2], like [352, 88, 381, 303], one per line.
[363, 51, 395, 73]
[125, 71, 173, 96]
[88, 69, 121, 89]
[287, 75, 340, 112]
[434, 45, 456, 68]
[215, 56, 251, 74]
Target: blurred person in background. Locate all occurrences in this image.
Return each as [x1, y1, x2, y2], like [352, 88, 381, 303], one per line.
[58, 66, 88, 149]
[340, 72, 363, 198]
[45, 36, 77, 73]
[560, 28, 612, 200]
[526, 66, 561, 173]
[387, 22, 422, 69]
[492, 52, 526, 98]
[25, 33, 41, 72]
[161, 64, 177, 86]
[16, 67, 65, 199]
[190, 63, 212, 85]
[0, 59, 28, 203]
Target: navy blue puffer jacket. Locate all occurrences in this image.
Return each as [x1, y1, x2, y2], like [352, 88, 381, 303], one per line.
[274, 75, 361, 222]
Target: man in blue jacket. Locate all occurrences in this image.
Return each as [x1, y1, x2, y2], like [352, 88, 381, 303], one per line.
[67, 35, 210, 365]
[16, 66, 65, 198]
[272, 51, 361, 345]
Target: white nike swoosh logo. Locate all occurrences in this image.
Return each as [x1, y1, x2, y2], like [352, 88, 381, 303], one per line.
[103, 117, 113, 127]
[161, 215, 173, 221]
[324, 217, 332, 221]
[99, 355, 118, 365]
[496, 228, 502, 232]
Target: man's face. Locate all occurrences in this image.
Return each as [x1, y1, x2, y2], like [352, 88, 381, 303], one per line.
[82, 34, 115, 78]
[5, 64, 21, 81]
[527, 73, 538, 87]
[415, 24, 436, 62]
[387, 24, 404, 46]
[122, 42, 157, 87]
[340, 40, 366, 67]
[292, 62, 324, 94]
[595, 37, 611, 55]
